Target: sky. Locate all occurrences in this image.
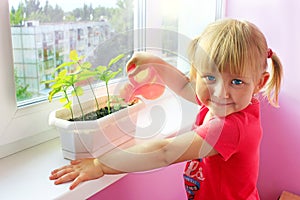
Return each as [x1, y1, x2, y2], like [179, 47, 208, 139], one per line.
[9, 0, 117, 11]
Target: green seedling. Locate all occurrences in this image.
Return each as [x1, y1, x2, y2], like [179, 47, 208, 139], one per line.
[43, 50, 92, 120]
[95, 54, 124, 114]
[43, 50, 125, 121]
[68, 51, 100, 111]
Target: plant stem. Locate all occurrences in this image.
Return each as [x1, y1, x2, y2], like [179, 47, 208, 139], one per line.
[72, 84, 85, 121]
[64, 90, 74, 120]
[105, 81, 111, 114]
[77, 61, 100, 111]
[87, 79, 100, 111]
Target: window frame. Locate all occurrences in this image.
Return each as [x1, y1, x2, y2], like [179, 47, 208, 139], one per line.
[0, 0, 225, 158]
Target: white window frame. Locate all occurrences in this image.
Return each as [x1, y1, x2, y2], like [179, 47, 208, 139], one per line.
[0, 1, 58, 158]
[0, 0, 225, 158]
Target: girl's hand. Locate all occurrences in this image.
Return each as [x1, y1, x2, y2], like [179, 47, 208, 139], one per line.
[125, 51, 196, 104]
[126, 52, 166, 74]
[49, 158, 104, 190]
[122, 52, 166, 102]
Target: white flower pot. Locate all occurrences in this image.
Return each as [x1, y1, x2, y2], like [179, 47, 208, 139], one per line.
[49, 96, 144, 160]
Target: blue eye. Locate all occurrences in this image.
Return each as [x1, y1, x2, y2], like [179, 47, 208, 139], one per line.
[231, 79, 243, 85]
[206, 75, 216, 81]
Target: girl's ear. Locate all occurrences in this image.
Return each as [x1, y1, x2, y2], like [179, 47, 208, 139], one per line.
[254, 72, 270, 94]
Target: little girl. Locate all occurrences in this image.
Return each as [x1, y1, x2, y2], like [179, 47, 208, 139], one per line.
[49, 18, 283, 199]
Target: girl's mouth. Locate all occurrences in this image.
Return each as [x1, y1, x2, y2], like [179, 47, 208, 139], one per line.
[210, 100, 234, 106]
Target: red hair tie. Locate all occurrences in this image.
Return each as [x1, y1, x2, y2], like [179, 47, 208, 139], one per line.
[267, 48, 273, 58]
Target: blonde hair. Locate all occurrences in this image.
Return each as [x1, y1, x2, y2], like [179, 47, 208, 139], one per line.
[188, 18, 283, 107]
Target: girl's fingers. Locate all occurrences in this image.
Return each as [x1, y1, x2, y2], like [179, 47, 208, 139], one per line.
[49, 167, 74, 180]
[127, 63, 136, 72]
[69, 174, 88, 190]
[50, 165, 71, 175]
[54, 171, 79, 185]
[50, 159, 81, 177]
[50, 158, 104, 190]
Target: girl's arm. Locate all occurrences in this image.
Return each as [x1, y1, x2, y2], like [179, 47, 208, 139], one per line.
[49, 131, 217, 190]
[99, 131, 217, 173]
[126, 52, 197, 104]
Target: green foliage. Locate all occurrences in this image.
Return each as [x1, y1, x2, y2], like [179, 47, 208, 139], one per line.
[43, 50, 92, 120]
[15, 72, 32, 101]
[24, 0, 42, 14]
[95, 54, 124, 114]
[110, 0, 134, 32]
[10, 0, 133, 27]
[10, 3, 24, 26]
[43, 50, 125, 120]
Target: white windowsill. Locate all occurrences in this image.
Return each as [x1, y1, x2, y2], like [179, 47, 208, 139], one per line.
[0, 135, 126, 200]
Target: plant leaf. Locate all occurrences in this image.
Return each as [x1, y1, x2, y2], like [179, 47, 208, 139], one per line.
[59, 97, 67, 103]
[55, 61, 75, 71]
[72, 65, 82, 74]
[78, 70, 96, 81]
[63, 101, 72, 109]
[81, 62, 92, 69]
[69, 50, 79, 61]
[68, 74, 78, 85]
[41, 79, 55, 84]
[51, 81, 64, 89]
[57, 69, 68, 78]
[105, 68, 122, 81]
[76, 86, 84, 96]
[48, 87, 61, 102]
[72, 86, 83, 96]
[95, 66, 107, 73]
[108, 54, 125, 68]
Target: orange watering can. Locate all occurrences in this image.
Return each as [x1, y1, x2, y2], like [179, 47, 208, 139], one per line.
[121, 63, 165, 102]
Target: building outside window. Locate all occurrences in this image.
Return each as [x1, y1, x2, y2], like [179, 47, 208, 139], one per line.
[10, 0, 135, 105]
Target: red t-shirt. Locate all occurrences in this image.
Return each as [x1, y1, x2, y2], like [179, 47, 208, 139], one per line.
[184, 98, 262, 200]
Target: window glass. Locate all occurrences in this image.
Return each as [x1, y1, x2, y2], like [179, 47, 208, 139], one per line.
[9, 0, 134, 105]
[143, 0, 220, 73]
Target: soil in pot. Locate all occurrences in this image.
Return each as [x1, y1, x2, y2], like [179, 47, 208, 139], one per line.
[70, 99, 138, 121]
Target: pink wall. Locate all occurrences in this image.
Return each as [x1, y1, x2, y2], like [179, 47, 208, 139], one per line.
[226, 0, 300, 199]
[88, 163, 186, 200]
[90, 1, 300, 199]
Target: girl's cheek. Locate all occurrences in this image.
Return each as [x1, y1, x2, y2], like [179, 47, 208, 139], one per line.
[196, 86, 211, 102]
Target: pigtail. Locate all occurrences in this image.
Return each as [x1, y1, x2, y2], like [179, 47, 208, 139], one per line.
[188, 37, 200, 81]
[263, 51, 283, 107]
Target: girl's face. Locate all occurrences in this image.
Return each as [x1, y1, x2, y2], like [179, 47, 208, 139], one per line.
[194, 65, 266, 117]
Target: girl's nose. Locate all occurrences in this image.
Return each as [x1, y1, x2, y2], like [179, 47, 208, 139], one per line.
[213, 81, 229, 98]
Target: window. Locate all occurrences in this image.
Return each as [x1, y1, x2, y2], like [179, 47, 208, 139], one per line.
[0, 0, 225, 158]
[9, 0, 134, 105]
